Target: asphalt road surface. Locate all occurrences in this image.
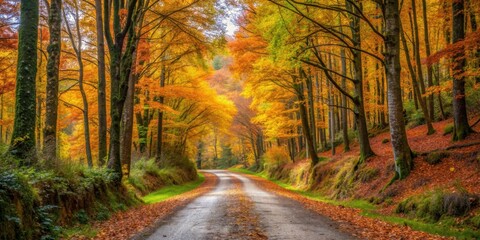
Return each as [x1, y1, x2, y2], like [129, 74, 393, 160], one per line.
[143, 170, 355, 240]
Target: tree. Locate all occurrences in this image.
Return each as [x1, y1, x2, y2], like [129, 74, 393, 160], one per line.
[104, 0, 144, 184]
[10, 0, 39, 161]
[43, 0, 62, 167]
[384, 0, 413, 179]
[94, 0, 107, 166]
[451, 0, 472, 141]
[64, 0, 93, 167]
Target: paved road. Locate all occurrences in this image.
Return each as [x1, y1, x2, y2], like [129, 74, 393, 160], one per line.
[143, 170, 355, 240]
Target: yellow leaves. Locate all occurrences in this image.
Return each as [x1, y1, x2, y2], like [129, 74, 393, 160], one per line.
[424, 81, 452, 96]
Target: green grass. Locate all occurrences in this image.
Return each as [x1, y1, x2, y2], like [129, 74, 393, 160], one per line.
[229, 167, 480, 239]
[142, 173, 205, 204]
[61, 224, 98, 239]
[362, 212, 480, 239]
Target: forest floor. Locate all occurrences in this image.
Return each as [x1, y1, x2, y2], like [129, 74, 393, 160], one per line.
[70, 172, 218, 240]
[70, 117, 480, 240]
[319, 117, 480, 206]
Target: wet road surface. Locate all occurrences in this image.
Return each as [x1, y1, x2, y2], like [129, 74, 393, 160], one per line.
[143, 170, 355, 240]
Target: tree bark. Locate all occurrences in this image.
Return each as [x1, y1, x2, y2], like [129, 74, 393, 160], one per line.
[421, 0, 435, 120]
[156, 64, 166, 163]
[121, 70, 136, 176]
[43, 0, 62, 167]
[95, 0, 107, 166]
[10, 0, 39, 162]
[384, 0, 414, 179]
[348, 0, 374, 161]
[295, 71, 319, 166]
[451, 0, 472, 141]
[410, 0, 429, 118]
[105, 0, 143, 185]
[64, 1, 93, 167]
[400, 23, 435, 135]
[305, 70, 316, 150]
[340, 49, 350, 151]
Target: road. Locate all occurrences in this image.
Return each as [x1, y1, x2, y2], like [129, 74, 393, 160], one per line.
[142, 170, 355, 240]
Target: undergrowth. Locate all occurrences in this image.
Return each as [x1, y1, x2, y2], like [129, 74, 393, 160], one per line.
[230, 165, 480, 239]
[1, 155, 199, 240]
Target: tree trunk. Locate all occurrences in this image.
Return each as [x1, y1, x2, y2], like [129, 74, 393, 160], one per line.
[95, 0, 107, 166]
[384, 0, 413, 179]
[156, 64, 166, 163]
[451, 0, 472, 141]
[421, 0, 435, 120]
[400, 23, 435, 135]
[79, 56, 93, 168]
[121, 71, 136, 176]
[305, 71, 316, 150]
[64, 1, 93, 167]
[348, 0, 374, 161]
[10, 0, 39, 162]
[105, 0, 142, 185]
[410, 0, 429, 118]
[328, 78, 335, 156]
[295, 72, 319, 166]
[384, 0, 414, 180]
[340, 49, 350, 151]
[43, 0, 62, 167]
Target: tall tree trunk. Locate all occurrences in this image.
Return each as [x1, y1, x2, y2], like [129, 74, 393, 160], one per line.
[384, 0, 414, 180]
[305, 70, 316, 150]
[95, 0, 107, 166]
[348, 0, 374, 161]
[451, 0, 472, 141]
[340, 49, 350, 151]
[121, 70, 136, 175]
[44, 0, 61, 165]
[410, 0, 429, 118]
[156, 64, 166, 163]
[328, 77, 335, 156]
[295, 72, 319, 166]
[105, 0, 142, 185]
[421, 0, 435, 120]
[400, 23, 435, 135]
[10, 0, 39, 162]
[467, 0, 479, 84]
[65, 1, 93, 167]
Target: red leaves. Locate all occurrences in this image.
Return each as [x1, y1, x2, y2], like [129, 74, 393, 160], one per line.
[425, 29, 480, 66]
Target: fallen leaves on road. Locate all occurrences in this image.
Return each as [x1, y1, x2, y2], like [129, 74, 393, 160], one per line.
[243, 174, 452, 240]
[71, 172, 218, 240]
[224, 176, 267, 240]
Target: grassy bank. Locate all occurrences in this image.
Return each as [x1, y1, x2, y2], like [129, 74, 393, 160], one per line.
[0, 156, 202, 240]
[143, 173, 205, 204]
[229, 167, 480, 239]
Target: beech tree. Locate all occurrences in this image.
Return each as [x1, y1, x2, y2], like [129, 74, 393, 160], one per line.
[43, 0, 62, 166]
[10, 0, 39, 161]
[104, 0, 145, 184]
[451, 0, 472, 141]
[384, 0, 413, 179]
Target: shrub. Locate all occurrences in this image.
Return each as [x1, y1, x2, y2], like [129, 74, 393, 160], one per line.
[404, 100, 425, 128]
[264, 146, 290, 167]
[74, 210, 89, 225]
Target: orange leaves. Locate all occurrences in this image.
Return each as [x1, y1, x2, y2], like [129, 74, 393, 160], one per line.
[426, 29, 480, 66]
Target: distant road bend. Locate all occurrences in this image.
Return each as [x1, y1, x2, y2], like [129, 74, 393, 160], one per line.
[138, 170, 355, 240]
